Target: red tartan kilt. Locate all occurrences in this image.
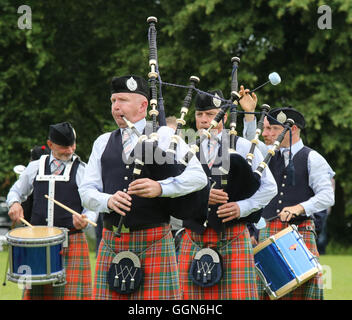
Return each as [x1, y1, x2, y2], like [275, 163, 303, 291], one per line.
[178, 224, 258, 300]
[257, 219, 323, 300]
[93, 225, 180, 300]
[23, 232, 92, 300]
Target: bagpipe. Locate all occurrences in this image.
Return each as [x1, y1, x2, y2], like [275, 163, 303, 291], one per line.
[220, 65, 285, 224]
[218, 57, 261, 208]
[179, 57, 282, 227]
[245, 103, 271, 166]
[254, 117, 295, 178]
[115, 16, 285, 236]
[114, 17, 208, 237]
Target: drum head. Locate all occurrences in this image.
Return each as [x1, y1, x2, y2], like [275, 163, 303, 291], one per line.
[8, 226, 63, 240]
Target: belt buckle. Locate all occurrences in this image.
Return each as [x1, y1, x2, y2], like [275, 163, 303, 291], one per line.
[112, 225, 130, 234]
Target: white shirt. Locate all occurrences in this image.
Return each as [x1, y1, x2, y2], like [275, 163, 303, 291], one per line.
[78, 118, 208, 214]
[200, 130, 278, 218]
[279, 139, 335, 217]
[6, 153, 98, 225]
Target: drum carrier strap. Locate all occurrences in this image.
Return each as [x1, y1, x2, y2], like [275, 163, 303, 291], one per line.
[36, 154, 77, 227]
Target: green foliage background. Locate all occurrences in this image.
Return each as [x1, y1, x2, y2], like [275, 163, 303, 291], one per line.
[1, 0, 351, 243]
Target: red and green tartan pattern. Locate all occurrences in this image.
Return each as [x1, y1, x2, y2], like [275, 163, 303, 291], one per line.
[93, 225, 181, 300]
[257, 219, 323, 300]
[178, 224, 258, 300]
[23, 232, 92, 300]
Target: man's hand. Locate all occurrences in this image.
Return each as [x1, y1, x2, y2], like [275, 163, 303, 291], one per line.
[239, 85, 257, 122]
[128, 178, 162, 198]
[250, 236, 258, 247]
[278, 204, 305, 222]
[208, 189, 228, 205]
[8, 202, 24, 224]
[216, 202, 241, 223]
[73, 213, 88, 230]
[108, 190, 132, 216]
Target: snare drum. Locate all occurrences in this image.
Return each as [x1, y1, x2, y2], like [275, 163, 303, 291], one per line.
[253, 224, 321, 300]
[6, 226, 66, 286]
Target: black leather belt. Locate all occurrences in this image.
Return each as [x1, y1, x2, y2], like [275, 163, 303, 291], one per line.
[103, 221, 169, 233]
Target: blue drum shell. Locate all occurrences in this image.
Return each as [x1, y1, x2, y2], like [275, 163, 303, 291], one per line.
[11, 244, 63, 275]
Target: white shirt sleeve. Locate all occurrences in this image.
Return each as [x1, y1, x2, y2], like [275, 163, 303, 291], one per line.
[6, 160, 39, 207]
[300, 150, 335, 216]
[78, 133, 112, 214]
[243, 118, 257, 140]
[234, 138, 278, 217]
[156, 126, 208, 198]
[75, 162, 99, 225]
[243, 118, 271, 157]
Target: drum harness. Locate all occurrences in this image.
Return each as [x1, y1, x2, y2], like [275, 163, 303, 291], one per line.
[36, 154, 79, 247]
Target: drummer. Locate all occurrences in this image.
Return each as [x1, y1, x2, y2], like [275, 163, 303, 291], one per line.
[21, 145, 51, 222]
[257, 107, 335, 300]
[6, 122, 97, 300]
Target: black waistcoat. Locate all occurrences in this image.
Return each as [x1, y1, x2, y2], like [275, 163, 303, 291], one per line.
[183, 134, 261, 234]
[31, 157, 82, 228]
[101, 129, 170, 228]
[262, 146, 314, 223]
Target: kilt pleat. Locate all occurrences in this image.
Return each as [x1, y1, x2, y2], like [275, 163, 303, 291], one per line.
[257, 219, 323, 300]
[23, 232, 92, 300]
[93, 225, 181, 300]
[178, 224, 258, 300]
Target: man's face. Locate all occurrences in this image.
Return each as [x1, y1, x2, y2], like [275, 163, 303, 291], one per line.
[48, 141, 76, 161]
[110, 92, 147, 128]
[270, 124, 296, 148]
[195, 109, 226, 133]
[262, 117, 274, 145]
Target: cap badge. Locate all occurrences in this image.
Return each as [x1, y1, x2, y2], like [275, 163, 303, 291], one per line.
[276, 111, 287, 123]
[212, 93, 221, 108]
[126, 77, 138, 91]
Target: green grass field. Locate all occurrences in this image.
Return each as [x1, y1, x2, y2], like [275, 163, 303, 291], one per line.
[0, 249, 351, 300]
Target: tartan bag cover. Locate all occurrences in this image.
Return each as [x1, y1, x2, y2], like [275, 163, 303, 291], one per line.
[178, 224, 258, 300]
[23, 232, 92, 300]
[93, 225, 181, 300]
[257, 219, 323, 300]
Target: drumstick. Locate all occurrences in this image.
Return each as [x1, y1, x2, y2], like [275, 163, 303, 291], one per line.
[44, 195, 97, 227]
[20, 218, 33, 228]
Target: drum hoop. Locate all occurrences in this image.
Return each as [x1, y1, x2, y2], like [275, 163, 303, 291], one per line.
[254, 264, 277, 299]
[272, 278, 298, 300]
[6, 238, 64, 247]
[6, 226, 65, 246]
[274, 267, 319, 300]
[7, 270, 66, 285]
[253, 225, 294, 254]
